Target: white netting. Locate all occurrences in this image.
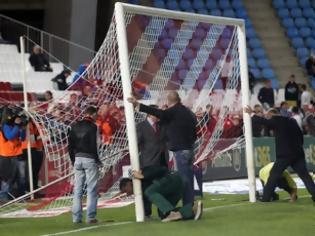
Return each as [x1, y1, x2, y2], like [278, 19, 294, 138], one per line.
[0, 5, 246, 218]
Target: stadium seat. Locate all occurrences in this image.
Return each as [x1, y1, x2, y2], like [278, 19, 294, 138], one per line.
[307, 18, 315, 28]
[287, 27, 299, 38]
[278, 8, 290, 18]
[290, 8, 302, 18]
[305, 37, 315, 49]
[183, 48, 194, 60]
[192, 0, 205, 10]
[249, 38, 262, 49]
[213, 79, 223, 89]
[210, 9, 221, 16]
[176, 59, 187, 70]
[231, 0, 244, 9]
[252, 48, 265, 59]
[303, 8, 315, 18]
[194, 27, 207, 39]
[211, 48, 223, 60]
[205, 0, 217, 9]
[246, 27, 256, 38]
[296, 47, 309, 58]
[197, 8, 208, 14]
[178, 69, 188, 80]
[218, 0, 231, 9]
[168, 28, 178, 38]
[154, 0, 165, 9]
[257, 58, 271, 69]
[299, 0, 311, 8]
[248, 57, 257, 68]
[291, 37, 305, 48]
[179, 0, 192, 11]
[295, 17, 307, 28]
[235, 9, 248, 18]
[271, 79, 280, 89]
[166, 0, 179, 10]
[222, 27, 232, 39]
[262, 68, 275, 79]
[191, 38, 202, 50]
[299, 57, 308, 66]
[223, 9, 235, 18]
[286, 0, 298, 9]
[311, 78, 315, 89]
[250, 68, 261, 79]
[273, 0, 285, 8]
[299, 27, 311, 37]
[160, 38, 173, 49]
[203, 59, 214, 70]
[282, 18, 294, 27]
[219, 38, 230, 49]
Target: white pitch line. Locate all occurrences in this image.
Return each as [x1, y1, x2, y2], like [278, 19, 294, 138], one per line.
[40, 221, 132, 236]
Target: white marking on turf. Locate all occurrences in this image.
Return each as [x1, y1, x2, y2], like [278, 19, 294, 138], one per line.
[40, 221, 132, 236]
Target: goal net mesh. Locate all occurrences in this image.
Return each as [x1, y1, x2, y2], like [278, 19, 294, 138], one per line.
[0, 5, 245, 218]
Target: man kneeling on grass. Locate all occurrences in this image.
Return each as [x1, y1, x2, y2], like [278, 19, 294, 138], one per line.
[259, 162, 298, 202]
[119, 166, 203, 222]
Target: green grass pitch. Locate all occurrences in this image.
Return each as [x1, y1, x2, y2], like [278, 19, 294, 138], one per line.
[0, 189, 314, 236]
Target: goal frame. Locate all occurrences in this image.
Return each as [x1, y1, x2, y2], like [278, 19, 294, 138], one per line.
[115, 2, 256, 223]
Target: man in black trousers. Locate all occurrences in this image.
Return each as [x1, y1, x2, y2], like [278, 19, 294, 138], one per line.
[128, 91, 197, 206]
[245, 106, 315, 202]
[137, 105, 168, 217]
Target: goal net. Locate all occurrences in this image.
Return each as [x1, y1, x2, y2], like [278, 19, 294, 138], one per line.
[0, 3, 255, 220]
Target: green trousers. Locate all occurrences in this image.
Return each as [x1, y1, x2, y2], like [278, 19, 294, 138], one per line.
[144, 172, 194, 219]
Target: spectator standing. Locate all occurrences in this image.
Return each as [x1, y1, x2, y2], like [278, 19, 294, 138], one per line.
[284, 74, 299, 107]
[68, 106, 101, 224]
[258, 80, 274, 110]
[291, 107, 303, 131]
[128, 91, 197, 206]
[29, 45, 52, 72]
[300, 84, 313, 108]
[305, 53, 315, 79]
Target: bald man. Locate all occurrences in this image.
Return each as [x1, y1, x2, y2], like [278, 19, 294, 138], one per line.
[128, 91, 197, 206]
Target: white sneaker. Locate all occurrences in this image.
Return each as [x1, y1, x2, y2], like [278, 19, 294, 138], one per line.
[194, 200, 203, 220]
[162, 211, 183, 222]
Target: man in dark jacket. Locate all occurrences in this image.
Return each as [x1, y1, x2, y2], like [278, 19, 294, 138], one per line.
[68, 106, 101, 223]
[29, 45, 52, 72]
[128, 91, 197, 206]
[137, 105, 168, 217]
[284, 74, 299, 107]
[258, 80, 274, 109]
[245, 106, 315, 202]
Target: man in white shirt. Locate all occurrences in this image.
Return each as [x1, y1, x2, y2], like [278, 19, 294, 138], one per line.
[291, 106, 303, 130]
[301, 84, 313, 108]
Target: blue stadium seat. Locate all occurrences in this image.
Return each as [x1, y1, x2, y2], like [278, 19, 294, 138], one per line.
[197, 8, 209, 15]
[273, 0, 285, 9]
[291, 37, 304, 48]
[248, 57, 257, 68]
[246, 27, 256, 38]
[210, 9, 222, 16]
[249, 38, 262, 49]
[247, 49, 252, 58]
[286, 0, 298, 9]
[223, 9, 236, 17]
[278, 8, 290, 18]
[299, 57, 308, 66]
[287, 27, 299, 38]
[299, 0, 311, 8]
[252, 48, 265, 59]
[297, 47, 309, 58]
[282, 18, 294, 27]
[205, 0, 217, 9]
[311, 78, 315, 90]
[231, 0, 244, 9]
[166, 0, 179, 10]
[192, 0, 205, 10]
[262, 68, 275, 80]
[303, 8, 315, 18]
[214, 79, 223, 89]
[219, 0, 231, 9]
[179, 0, 192, 11]
[245, 19, 253, 27]
[295, 17, 307, 28]
[290, 8, 302, 18]
[257, 58, 271, 69]
[250, 68, 261, 79]
[154, 0, 165, 9]
[271, 79, 280, 89]
[235, 9, 248, 18]
[308, 18, 315, 28]
[305, 37, 315, 48]
[299, 27, 312, 37]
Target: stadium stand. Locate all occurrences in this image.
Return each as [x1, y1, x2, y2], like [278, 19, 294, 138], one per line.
[153, 0, 278, 87]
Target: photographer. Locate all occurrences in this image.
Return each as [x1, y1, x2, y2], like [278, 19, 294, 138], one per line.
[0, 107, 26, 200]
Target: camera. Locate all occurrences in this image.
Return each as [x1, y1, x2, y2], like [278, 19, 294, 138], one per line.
[2, 106, 29, 126]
